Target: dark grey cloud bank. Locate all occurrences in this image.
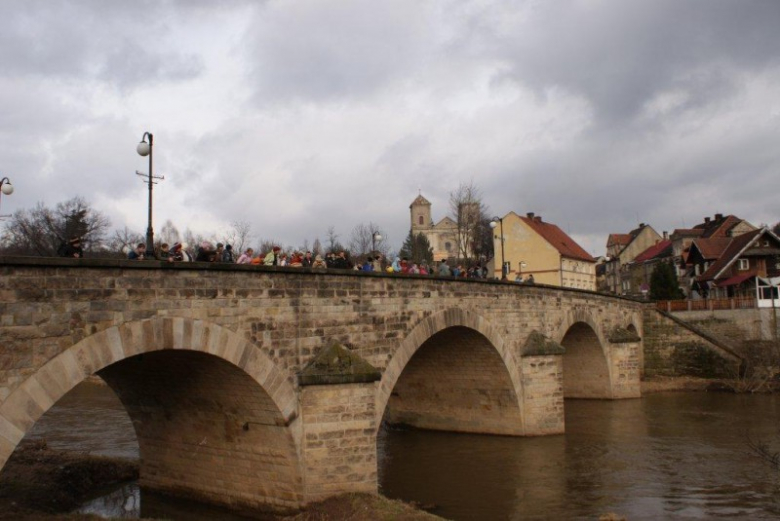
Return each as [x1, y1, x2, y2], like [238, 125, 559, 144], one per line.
[2, 1, 779, 255]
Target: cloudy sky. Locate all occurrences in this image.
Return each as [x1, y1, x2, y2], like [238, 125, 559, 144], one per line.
[2, 0, 779, 256]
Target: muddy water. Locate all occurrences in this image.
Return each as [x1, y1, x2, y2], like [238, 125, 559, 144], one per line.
[22, 382, 780, 520]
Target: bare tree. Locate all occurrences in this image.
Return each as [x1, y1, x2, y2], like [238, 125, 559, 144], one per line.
[158, 219, 181, 246]
[326, 226, 340, 252]
[222, 220, 253, 253]
[257, 239, 285, 256]
[312, 238, 323, 256]
[1, 197, 110, 256]
[348, 222, 387, 256]
[449, 181, 489, 263]
[183, 228, 212, 252]
[108, 226, 144, 256]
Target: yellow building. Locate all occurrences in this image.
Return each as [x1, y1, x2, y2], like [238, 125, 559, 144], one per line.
[489, 212, 596, 290]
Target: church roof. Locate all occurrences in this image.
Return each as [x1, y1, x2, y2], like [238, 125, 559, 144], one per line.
[433, 216, 456, 229]
[409, 194, 431, 208]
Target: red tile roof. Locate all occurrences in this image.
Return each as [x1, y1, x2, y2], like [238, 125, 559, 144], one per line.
[607, 233, 631, 246]
[715, 272, 756, 287]
[693, 215, 742, 238]
[691, 237, 731, 260]
[698, 229, 764, 281]
[671, 228, 703, 238]
[521, 217, 594, 262]
[633, 240, 672, 263]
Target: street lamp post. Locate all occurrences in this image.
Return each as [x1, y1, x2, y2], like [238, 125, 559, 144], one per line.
[136, 132, 164, 256]
[372, 231, 382, 252]
[489, 216, 507, 280]
[0, 177, 14, 218]
[518, 261, 527, 281]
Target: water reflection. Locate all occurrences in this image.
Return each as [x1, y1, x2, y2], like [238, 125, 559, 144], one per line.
[77, 482, 264, 521]
[78, 482, 139, 519]
[380, 394, 780, 520]
[26, 379, 139, 459]
[18, 382, 780, 520]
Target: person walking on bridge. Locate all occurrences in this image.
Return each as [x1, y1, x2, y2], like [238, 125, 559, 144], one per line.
[438, 260, 451, 277]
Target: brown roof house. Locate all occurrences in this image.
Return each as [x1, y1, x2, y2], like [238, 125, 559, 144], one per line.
[688, 227, 780, 299]
[488, 212, 596, 289]
[672, 214, 757, 294]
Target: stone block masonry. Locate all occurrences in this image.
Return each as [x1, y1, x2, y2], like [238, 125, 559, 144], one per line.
[0, 257, 646, 512]
[642, 310, 742, 378]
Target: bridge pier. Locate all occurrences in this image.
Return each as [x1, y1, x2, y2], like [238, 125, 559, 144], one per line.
[519, 353, 565, 435]
[297, 343, 382, 502]
[299, 383, 378, 502]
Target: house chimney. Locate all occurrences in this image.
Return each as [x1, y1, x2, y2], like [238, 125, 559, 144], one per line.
[527, 212, 534, 219]
[715, 213, 723, 220]
[639, 223, 645, 228]
[663, 231, 668, 240]
[704, 217, 711, 224]
[534, 216, 542, 223]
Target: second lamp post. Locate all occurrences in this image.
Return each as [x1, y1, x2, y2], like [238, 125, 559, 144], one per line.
[489, 216, 507, 280]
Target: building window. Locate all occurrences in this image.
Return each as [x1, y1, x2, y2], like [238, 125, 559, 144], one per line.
[445, 242, 451, 251]
[738, 258, 749, 271]
[418, 215, 424, 225]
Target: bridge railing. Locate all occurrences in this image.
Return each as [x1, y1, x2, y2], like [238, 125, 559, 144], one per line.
[656, 296, 757, 312]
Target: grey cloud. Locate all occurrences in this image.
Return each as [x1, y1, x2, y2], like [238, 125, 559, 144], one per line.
[0, 2, 204, 88]
[243, 1, 438, 103]
[472, 1, 780, 125]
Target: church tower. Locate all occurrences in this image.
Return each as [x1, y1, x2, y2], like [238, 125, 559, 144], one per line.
[410, 194, 432, 232]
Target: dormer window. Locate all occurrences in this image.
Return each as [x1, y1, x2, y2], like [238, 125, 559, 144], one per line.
[738, 259, 749, 271]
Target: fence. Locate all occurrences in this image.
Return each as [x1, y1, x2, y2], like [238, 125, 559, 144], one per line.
[656, 296, 757, 312]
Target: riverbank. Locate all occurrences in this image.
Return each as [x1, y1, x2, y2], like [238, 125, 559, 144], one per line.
[0, 440, 138, 521]
[641, 375, 714, 393]
[0, 441, 441, 521]
[642, 375, 780, 393]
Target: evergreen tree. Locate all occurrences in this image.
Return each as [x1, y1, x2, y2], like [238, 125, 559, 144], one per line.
[399, 231, 434, 265]
[649, 262, 684, 300]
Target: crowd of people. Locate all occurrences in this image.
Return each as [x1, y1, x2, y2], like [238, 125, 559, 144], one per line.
[57, 237, 534, 282]
[119, 240, 498, 279]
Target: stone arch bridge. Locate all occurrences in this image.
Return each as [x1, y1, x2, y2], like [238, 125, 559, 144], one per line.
[0, 258, 645, 513]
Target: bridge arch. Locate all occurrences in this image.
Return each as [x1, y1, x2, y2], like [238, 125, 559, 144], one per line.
[0, 317, 303, 511]
[555, 309, 612, 399]
[377, 308, 524, 435]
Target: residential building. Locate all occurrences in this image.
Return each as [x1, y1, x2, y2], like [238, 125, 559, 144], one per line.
[689, 227, 780, 299]
[671, 214, 757, 295]
[625, 238, 673, 297]
[604, 224, 663, 294]
[489, 212, 596, 289]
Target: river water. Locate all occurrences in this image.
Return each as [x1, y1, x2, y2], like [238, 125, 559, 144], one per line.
[20, 382, 780, 520]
